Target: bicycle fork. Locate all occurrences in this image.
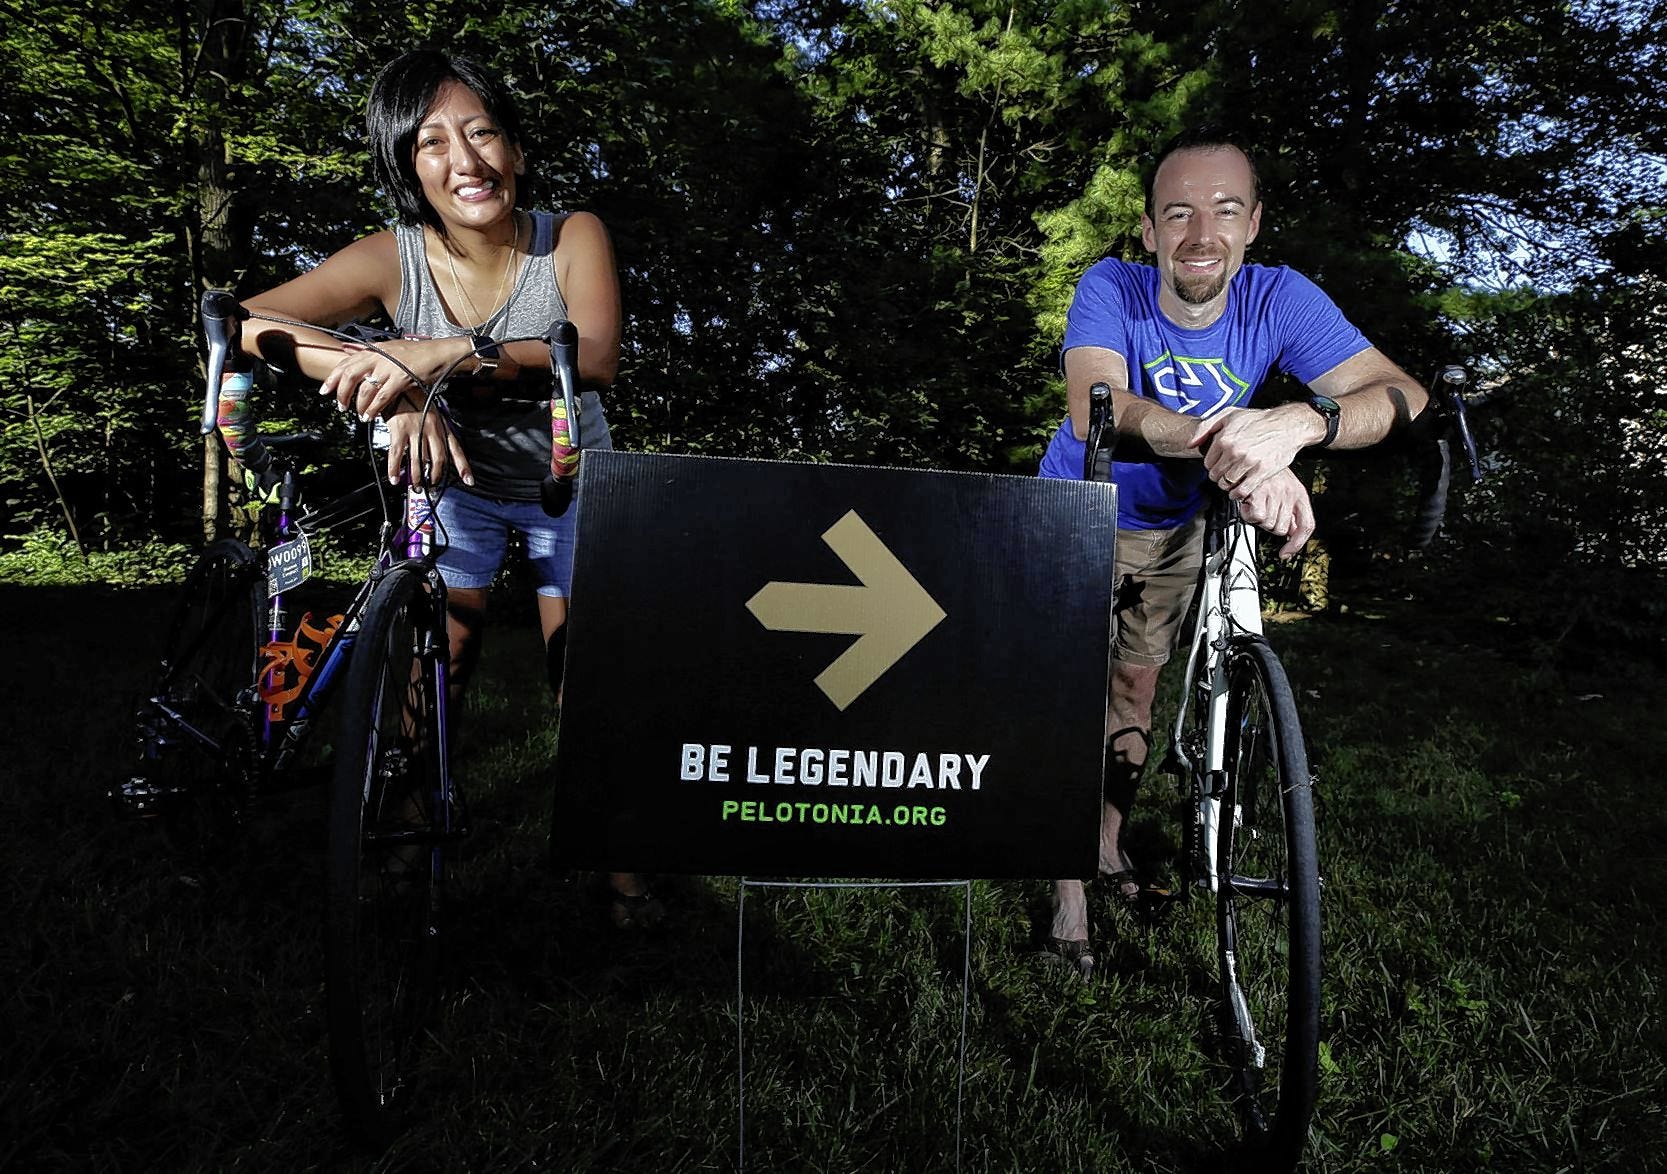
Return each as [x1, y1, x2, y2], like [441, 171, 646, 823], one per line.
[1172, 518, 1265, 893]
[1170, 596, 1226, 893]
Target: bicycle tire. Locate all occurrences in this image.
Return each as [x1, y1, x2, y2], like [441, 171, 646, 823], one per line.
[324, 566, 448, 1148]
[123, 538, 264, 839]
[1216, 637, 1321, 1169]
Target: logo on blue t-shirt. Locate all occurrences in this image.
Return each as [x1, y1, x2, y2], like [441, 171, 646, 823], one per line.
[1143, 352, 1252, 418]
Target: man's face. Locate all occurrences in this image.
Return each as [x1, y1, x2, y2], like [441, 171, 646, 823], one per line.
[1141, 146, 1262, 307]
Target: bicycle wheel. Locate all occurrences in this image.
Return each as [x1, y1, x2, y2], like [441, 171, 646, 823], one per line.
[1216, 637, 1321, 1169]
[120, 538, 264, 835]
[325, 566, 449, 1147]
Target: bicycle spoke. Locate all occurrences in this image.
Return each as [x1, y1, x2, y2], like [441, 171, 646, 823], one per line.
[1215, 639, 1320, 1170]
[325, 567, 448, 1148]
[118, 540, 263, 844]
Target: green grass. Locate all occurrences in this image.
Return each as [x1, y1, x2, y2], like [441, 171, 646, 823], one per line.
[1, 580, 1662, 1172]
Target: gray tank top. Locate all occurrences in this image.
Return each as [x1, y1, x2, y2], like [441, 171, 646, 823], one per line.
[394, 210, 611, 501]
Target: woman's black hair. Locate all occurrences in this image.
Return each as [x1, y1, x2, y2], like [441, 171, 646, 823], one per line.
[366, 49, 529, 235]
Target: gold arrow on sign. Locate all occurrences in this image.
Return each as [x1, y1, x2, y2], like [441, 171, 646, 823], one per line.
[746, 510, 947, 711]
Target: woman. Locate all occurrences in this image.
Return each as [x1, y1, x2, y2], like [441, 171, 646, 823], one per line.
[239, 49, 658, 928]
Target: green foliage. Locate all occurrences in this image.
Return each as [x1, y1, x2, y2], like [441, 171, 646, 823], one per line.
[1468, 271, 1667, 570]
[0, 0, 1663, 622]
[1417, 258, 1667, 658]
[0, 0, 371, 553]
[0, 526, 191, 584]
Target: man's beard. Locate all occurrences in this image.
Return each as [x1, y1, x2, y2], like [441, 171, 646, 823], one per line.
[1172, 265, 1228, 305]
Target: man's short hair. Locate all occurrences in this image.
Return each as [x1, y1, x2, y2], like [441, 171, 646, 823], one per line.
[366, 50, 529, 236]
[1143, 127, 1260, 217]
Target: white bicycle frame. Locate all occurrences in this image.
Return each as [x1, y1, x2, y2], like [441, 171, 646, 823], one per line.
[1169, 505, 1265, 894]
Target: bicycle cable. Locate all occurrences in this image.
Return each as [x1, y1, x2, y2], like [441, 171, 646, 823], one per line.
[1218, 497, 1264, 642]
[241, 311, 562, 558]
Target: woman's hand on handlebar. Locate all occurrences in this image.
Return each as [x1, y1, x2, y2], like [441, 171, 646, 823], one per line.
[383, 402, 473, 489]
[320, 336, 473, 420]
[1237, 467, 1315, 560]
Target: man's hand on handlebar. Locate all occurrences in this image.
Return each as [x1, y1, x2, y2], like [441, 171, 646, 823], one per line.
[1189, 404, 1315, 500]
[382, 402, 473, 489]
[1237, 467, 1315, 560]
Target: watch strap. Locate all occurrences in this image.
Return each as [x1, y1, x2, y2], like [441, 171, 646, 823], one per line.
[470, 332, 501, 374]
[1308, 396, 1340, 448]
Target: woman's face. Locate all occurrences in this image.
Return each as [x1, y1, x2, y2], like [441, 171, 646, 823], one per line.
[412, 79, 524, 234]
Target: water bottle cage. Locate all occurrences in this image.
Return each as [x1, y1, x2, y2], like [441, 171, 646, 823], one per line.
[258, 612, 346, 723]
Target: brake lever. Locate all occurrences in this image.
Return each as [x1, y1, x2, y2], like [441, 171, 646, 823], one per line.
[200, 290, 249, 436]
[1433, 365, 1482, 484]
[1082, 381, 1113, 483]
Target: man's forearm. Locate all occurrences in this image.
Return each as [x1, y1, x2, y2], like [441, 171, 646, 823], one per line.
[1329, 378, 1427, 449]
[1114, 390, 1201, 458]
[1307, 346, 1429, 450]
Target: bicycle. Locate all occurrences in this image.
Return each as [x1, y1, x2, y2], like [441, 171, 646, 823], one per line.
[112, 291, 586, 1147]
[114, 309, 417, 840]
[324, 315, 583, 1149]
[1081, 367, 1481, 1169]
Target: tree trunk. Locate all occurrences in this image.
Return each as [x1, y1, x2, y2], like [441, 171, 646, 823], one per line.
[26, 391, 85, 556]
[188, 0, 250, 542]
[1299, 465, 1331, 610]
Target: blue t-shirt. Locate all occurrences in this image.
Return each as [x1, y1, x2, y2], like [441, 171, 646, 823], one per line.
[1040, 258, 1369, 529]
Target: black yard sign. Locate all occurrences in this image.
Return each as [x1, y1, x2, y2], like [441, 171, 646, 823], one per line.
[551, 451, 1117, 878]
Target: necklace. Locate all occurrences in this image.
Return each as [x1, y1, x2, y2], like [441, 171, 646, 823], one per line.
[443, 212, 523, 329]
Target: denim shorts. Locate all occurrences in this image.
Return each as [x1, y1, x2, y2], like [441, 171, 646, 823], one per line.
[433, 487, 579, 598]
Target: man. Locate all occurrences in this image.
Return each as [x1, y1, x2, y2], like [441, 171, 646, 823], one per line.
[1039, 128, 1425, 975]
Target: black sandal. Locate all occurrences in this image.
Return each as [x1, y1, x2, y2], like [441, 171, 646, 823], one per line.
[1102, 854, 1177, 923]
[604, 881, 666, 931]
[1101, 866, 1145, 906]
[1045, 936, 1096, 980]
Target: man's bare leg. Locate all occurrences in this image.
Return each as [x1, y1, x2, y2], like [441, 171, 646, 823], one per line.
[1050, 660, 1162, 946]
[1099, 660, 1161, 888]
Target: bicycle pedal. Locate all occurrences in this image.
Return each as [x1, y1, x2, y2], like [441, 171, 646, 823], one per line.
[110, 775, 187, 819]
[1134, 886, 1181, 925]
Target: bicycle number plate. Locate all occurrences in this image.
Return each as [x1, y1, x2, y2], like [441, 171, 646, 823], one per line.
[553, 451, 1118, 879]
[266, 533, 312, 594]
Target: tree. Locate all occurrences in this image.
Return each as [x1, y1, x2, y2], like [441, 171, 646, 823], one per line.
[1, 3, 195, 548]
[2, 0, 1662, 643]
[1442, 235, 1667, 653]
[0, 0, 372, 547]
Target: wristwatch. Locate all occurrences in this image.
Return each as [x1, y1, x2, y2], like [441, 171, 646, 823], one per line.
[1306, 395, 1340, 448]
[470, 332, 501, 374]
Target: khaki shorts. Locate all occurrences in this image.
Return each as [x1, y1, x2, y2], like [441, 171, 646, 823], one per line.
[1113, 511, 1206, 667]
